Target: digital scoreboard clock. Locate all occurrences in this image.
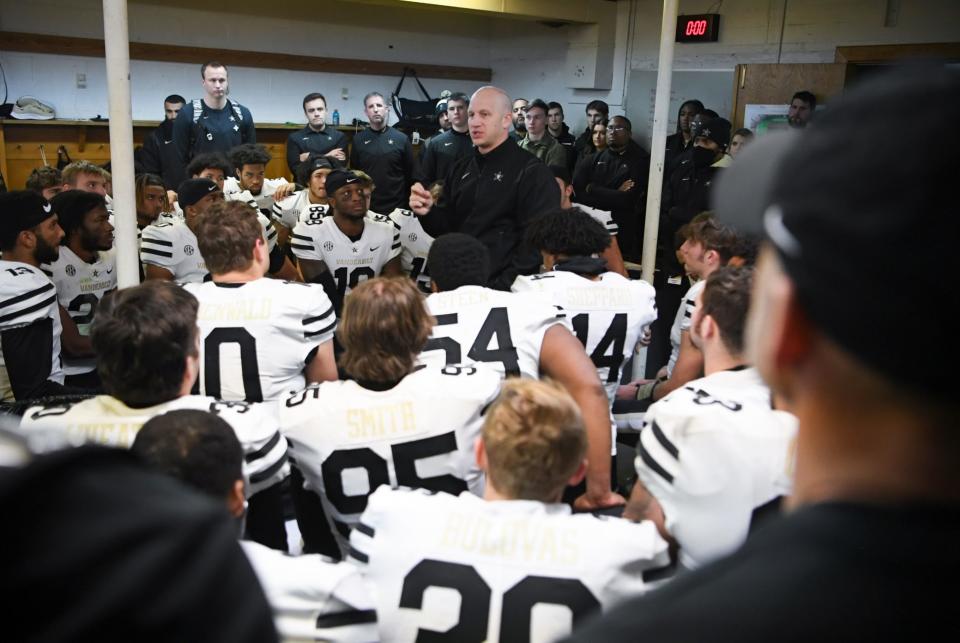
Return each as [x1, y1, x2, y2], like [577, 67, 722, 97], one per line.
[676, 14, 721, 43]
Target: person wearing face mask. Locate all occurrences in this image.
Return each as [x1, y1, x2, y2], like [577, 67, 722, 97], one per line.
[660, 116, 732, 254]
[646, 117, 732, 378]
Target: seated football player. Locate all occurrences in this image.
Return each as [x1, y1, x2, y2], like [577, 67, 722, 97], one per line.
[362, 172, 435, 294]
[132, 409, 376, 642]
[0, 191, 75, 402]
[141, 178, 223, 283]
[620, 215, 739, 403]
[421, 233, 624, 511]
[624, 266, 797, 569]
[514, 208, 657, 407]
[184, 152, 294, 280]
[349, 378, 671, 643]
[184, 200, 337, 403]
[224, 143, 296, 215]
[280, 277, 501, 556]
[272, 157, 337, 246]
[136, 173, 172, 230]
[551, 165, 627, 277]
[290, 169, 402, 314]
[46, 190, 116, 390]
[19, 281, 291, 549]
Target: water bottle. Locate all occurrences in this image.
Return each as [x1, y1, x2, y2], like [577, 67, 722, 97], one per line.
[332, 110, 340, 126]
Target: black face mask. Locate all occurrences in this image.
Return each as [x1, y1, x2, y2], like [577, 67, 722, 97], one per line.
[692, 146, 718, 168]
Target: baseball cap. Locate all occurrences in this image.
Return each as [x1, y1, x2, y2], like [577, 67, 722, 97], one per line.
[308, 157, 335, 173]
[435, 99, 448, 118]
[712, 66, 957, 397]
[177, 178, 219, 208]
[692, 116, 731, 149]
[0, 190, 56, 240]
[324, 169, 361, 196]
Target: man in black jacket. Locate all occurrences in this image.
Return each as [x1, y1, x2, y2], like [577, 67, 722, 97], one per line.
[573, 115, 649, 262]
[573, 99, 609, 165]
[547, 101, 577, 171]
[135, 94, 185, 190]
[409, 86, 558, 290]
[350, 92, 417, 214]
[418, 92, 472, 186]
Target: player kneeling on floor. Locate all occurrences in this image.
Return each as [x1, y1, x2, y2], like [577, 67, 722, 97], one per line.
[349, 378, 671, 643]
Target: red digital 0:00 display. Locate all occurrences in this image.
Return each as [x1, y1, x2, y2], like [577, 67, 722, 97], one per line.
[676, 14, 720, 43]
[685, 19, 708, 36]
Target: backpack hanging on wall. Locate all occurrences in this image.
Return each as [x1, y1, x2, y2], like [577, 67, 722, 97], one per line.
[391, 67, 438, 132]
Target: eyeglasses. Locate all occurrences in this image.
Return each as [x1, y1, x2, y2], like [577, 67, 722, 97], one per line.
[606, 125, 627, 132]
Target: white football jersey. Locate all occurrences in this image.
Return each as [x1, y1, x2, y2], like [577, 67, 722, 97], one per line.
[635, 367, 797, 570]
[183, 278, 336, 403]
[666, 279, 705, 377]
[19, 394, 289, 496]
[571, 202, 619, 236]
[349, 486, 671, 643]
[290, 215, 401, 298]
[223, 176, 288, 214]
[241, 540, 376, 642]
[281, 364, 501, 556]
[140, 220, 208, 283]
[421, 286, 569, 379]
[272, 190, 329, 231]
[0, 261, 64, 402]
[44, 247, 117, 376]
[512, 271, 656, 402]
[369, 209, 435, 293]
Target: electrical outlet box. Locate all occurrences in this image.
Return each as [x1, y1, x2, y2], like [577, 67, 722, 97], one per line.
[76, 73, 87, 89]
[341, 87, 349, 100]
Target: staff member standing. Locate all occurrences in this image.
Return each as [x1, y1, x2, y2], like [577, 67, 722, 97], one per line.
[409, 86, 559, 290]
[349, 92, 417, 215]
[285, 92, 347, 177]
[171, 62, 255, 186]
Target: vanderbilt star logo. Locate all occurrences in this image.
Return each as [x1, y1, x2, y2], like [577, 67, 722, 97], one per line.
[493, 171, 504, 182]
[352, 247, 358, 253]
[233, 125, 240, 132]
[229, 116, 236, 122]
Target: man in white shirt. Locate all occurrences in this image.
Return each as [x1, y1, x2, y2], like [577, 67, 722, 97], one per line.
[184, 200, 337, 403]
[19, 281, 290, 550]
[421, 233, 625, 511]
[625, 266, 797, 569]
[281, 277, 501, 556]
[291, 169, 402, 313]
[0, 191, 70, 402]
[223, 143, 295, 216]
[349, 378, 671, 643]
[132, 409, 375, 642]
[514, 208, 656, 406]
[141, 178, 223, 283]
[45, 190, 116, 389]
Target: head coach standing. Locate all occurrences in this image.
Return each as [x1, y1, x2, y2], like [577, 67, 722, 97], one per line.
[409, 86, 559, 290]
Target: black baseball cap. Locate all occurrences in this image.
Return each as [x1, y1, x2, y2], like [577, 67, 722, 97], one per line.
[0, 190, 56, 240]
[177, 178, 219, 208]
[712, 66, 957, 397]
[692, 116, 731, 149]
[324, 169, 361, 196]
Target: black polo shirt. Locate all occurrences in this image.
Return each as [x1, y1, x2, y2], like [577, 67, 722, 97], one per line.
[349, 125, 417, 215]
[418, 128, 473, 185]
[285, 125, 348, 176]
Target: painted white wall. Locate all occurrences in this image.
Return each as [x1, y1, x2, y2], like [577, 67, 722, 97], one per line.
[1, 0, 956, 133]
[629, 0, 960, 71]
[0, 0, 493, 124]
